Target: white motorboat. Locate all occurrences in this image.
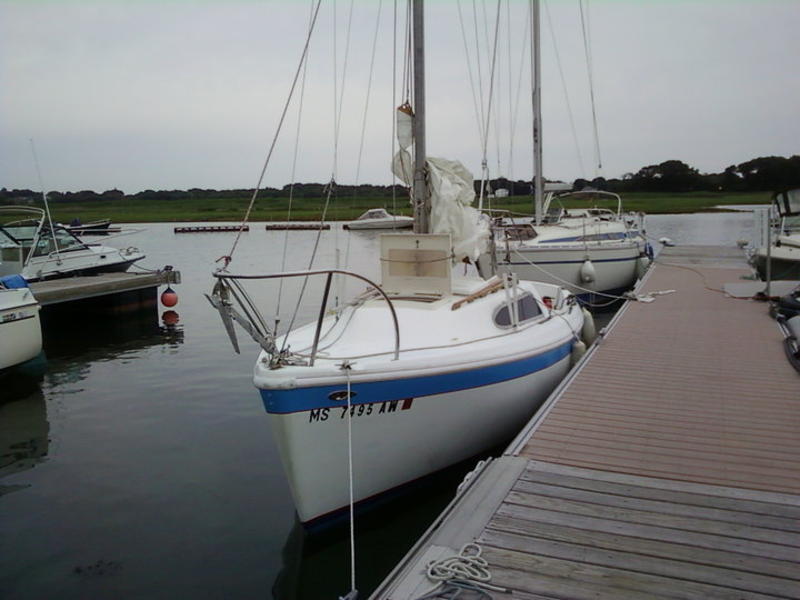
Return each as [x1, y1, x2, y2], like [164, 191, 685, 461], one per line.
[481, 191, 652, 304]
[0, 207, 144, 282]
[209, 1, 589, 525]
[344, 208, 413, 230]
[750, 189, 800, 280]
[0, 276, 42, 371]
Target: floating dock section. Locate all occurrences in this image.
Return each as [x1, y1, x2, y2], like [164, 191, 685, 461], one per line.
[30, 270, 180, 313]
[265, 223, 330, 231]
[372, 245, 800, 599]
[174, 225, 248, 233]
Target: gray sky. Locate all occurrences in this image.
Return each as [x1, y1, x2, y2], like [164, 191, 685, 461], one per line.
[1, 0, 798, 194]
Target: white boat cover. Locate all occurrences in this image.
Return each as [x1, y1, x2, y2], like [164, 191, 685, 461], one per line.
[392, 106, 489, 263]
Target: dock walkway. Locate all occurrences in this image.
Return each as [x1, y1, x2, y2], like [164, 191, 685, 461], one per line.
[372, 246, 800, 599]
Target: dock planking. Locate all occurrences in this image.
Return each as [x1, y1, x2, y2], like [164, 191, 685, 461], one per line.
[371, 246, 800, 599]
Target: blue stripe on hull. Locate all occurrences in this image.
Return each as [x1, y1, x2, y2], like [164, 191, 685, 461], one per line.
[259, 340, 573, 415]
[505, 255, 639, 266]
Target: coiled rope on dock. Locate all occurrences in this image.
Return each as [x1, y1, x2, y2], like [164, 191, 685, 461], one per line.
[413, 542, 510, 599]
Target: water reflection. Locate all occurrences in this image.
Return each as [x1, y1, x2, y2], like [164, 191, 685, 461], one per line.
[41, 306, 184, 365]
[0, 380, 48, 496]
[272, 455, 490, 600]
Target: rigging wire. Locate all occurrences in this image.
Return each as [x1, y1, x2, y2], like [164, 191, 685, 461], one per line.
[505, 0, 514, 183]
[390, 0, 399, 218]
[276, 0, 316, 323]
[476, 1, 503, 209]
[508, 2, 531, 189]
[579, 0, 602, 176]
[345, 0, 386, 270]
[222, 0, 323, 266]
[455, 1, 485, 152]
[280, 0, 358, 352]
[28, 139, 61, 263]
[543, 0, 586, 177]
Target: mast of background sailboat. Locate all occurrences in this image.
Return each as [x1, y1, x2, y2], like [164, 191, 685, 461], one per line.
[412, 0, 429, 234]
[531, 0, 543, 225]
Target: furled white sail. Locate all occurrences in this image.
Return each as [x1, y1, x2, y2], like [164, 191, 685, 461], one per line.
[391, 105, 489, 263]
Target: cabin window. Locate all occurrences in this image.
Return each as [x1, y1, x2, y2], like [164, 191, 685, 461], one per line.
[493, 293, 542, 328]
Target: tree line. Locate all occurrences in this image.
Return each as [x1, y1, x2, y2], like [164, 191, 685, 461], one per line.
[1, 155, 798, 203]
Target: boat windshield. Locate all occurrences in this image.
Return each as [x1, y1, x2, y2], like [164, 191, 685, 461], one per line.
[359, 209, 391, 220]
[774, 189, 800, 218]
[0, 227, 20, 248]
[32, 226, 88, 256]
[544, 191, 623, 219]
[2, 221, 39, 244]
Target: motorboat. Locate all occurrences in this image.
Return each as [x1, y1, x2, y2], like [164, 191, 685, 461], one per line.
[0, 275, 42, 371]
[343, 208, 413, 230]
[0, 207, 144, 282]
[750, 189, 800, 280]
[65, 218, 114, 236]
[209, 2, 589, 525]
[480, 190, 652, 305]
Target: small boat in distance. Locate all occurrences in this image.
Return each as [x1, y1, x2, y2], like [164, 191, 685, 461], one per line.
[0, 206, 144, 282]
[65, 218, 114, 236]
[0, 275, 42, 372]
[343, 208, 413, 230]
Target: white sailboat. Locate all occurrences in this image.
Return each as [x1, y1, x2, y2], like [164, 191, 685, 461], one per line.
[480, 2, 650, 306]
[0, 276, 42, 372]
[210, 0, 588, 525]
[0, 207, 144, 282]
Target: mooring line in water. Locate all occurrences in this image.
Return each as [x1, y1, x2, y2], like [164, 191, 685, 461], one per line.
[341, 362, 358, 600]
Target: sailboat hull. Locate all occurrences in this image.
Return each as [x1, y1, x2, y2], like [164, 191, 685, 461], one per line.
[262, 342, 573, 524]
[482, 242, 643, 303]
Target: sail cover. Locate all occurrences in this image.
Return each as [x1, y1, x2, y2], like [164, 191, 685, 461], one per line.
[392, 106, 489, 263]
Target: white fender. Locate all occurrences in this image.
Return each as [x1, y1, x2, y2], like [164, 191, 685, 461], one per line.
[788, 315, 800, 341]
[580, 259, 596, 284]
[581, 308, 597, 345]
[636, 255, 650, 279]
[571, 339, 587, 366]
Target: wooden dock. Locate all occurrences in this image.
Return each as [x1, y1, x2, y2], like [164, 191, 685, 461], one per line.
[372, 246, 800, 599]
[264, 223, 330, 231]
[30, 270, 180, 308]
[174, 225, 247, 233]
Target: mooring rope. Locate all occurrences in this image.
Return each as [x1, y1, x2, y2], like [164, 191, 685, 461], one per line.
[414, 542, 510, 598]
[341, 363, 357, 600]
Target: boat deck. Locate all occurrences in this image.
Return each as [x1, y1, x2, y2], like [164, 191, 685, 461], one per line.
[371, 245, 800, 599]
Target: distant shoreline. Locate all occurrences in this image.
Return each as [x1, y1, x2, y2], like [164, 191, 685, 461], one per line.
[2, 191, 771, 224]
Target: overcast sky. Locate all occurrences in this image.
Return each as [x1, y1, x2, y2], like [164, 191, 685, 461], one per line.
[1, 0, 797, 194]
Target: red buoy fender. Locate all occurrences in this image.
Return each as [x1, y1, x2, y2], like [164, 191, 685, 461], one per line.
[161, 286, 179, 307]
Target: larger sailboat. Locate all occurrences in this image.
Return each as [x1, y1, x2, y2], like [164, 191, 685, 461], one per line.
[479, 2, 650, 307]
[210, 0, 588, 525]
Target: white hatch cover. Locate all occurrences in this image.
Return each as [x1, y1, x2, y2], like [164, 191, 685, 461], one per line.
[380, 233, 452, 297]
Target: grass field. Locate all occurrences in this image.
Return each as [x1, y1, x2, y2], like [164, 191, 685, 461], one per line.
[5, 190, 771, 224]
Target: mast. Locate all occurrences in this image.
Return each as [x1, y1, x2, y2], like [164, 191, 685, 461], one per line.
[412, 0, 429, 234]
[531, 0, 543, 225]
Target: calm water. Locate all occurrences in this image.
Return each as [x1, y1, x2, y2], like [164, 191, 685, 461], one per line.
[0, 211, 755, 599]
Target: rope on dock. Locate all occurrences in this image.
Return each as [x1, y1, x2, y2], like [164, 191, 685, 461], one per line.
[414, 542, 510, 598]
